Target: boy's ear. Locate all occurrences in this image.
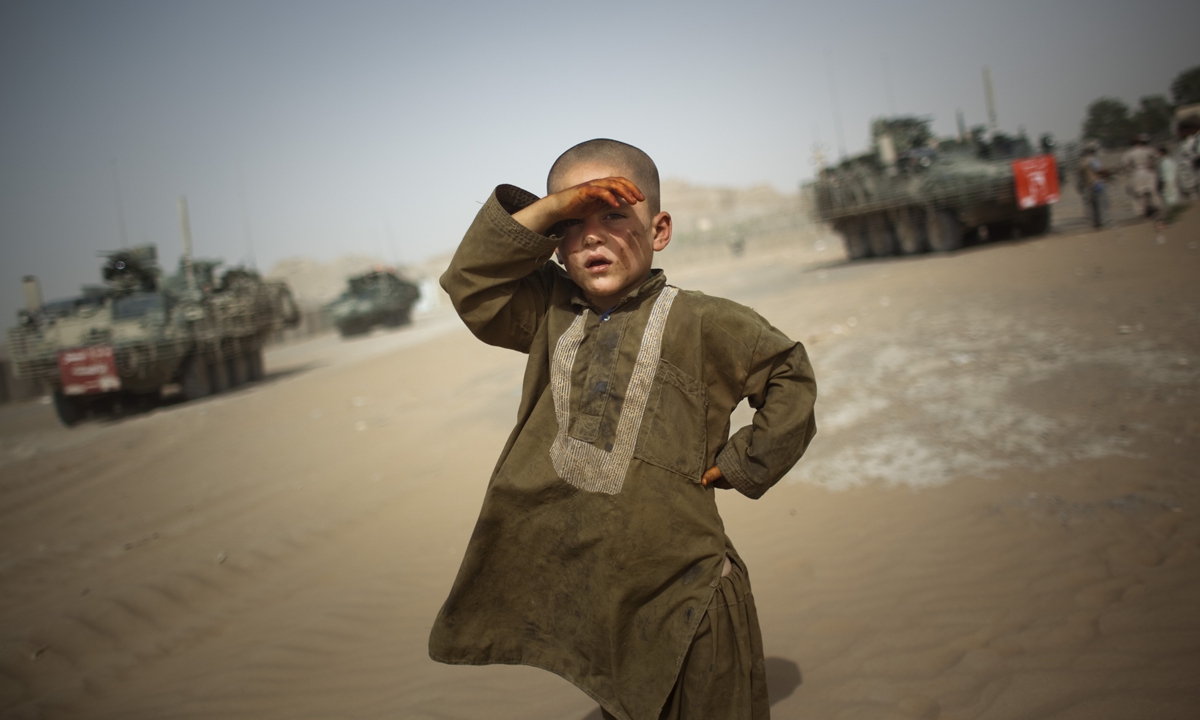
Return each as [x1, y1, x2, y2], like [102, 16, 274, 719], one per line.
[650, 211, 672, 252]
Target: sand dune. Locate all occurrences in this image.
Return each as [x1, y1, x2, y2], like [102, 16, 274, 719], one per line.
[1, 198, 1198, 719]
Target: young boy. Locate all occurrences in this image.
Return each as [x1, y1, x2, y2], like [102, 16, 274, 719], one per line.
[430, 139, 817, 720]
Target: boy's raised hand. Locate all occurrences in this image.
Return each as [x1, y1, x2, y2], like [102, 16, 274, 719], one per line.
[514, 177, 645, 235]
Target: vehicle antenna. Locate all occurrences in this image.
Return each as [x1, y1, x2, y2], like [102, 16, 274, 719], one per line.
[810, 123, 828, 170]
[825, 48, 847, 160]
[237, 168, 257, 270]
[111, 159, 129, 248]
[384, 220, 399, 266]
[882, 54, 897, 116]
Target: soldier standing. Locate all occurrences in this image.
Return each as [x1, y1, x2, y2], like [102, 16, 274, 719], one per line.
[1077, 142, 1109, 229]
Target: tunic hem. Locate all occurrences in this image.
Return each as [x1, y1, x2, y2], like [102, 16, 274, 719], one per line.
[430, 578, 721, 720]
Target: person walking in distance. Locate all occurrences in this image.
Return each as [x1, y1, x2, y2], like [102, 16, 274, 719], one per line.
[1123, 134, 1162, 220]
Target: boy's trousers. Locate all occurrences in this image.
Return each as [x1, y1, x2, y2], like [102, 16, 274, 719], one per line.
[603, 557, 770, 720]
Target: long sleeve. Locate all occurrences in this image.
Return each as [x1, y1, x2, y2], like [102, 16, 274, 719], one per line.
[715, 322, 817, 499]
[440, 184, 563, 353]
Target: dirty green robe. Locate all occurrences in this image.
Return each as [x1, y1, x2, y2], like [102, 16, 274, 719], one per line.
[429, 185, 817, 720]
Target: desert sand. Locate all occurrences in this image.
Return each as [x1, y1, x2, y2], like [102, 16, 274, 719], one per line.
[1, 196, 1198, 719]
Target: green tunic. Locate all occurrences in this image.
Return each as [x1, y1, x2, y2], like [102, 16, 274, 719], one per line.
[429, 185, 817, 720]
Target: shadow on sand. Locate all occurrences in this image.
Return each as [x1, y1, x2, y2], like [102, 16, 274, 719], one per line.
[579, 656, 802, 719]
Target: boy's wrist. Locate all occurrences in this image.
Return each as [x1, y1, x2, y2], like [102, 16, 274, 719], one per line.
[715, 447, 762, 499]
[512, 196, 564, 236]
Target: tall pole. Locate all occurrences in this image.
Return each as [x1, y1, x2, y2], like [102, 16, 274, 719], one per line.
[178, 196, 196, 292]
[825, 48, 847, 160]
[983, 66, 998, 131]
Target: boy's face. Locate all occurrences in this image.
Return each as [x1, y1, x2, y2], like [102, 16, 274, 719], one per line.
[552, 161, 672, 311]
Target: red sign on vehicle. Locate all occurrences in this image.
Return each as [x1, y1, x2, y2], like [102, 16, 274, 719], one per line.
[58, 345, 121, 396]
[1012, 154, 1061, 209]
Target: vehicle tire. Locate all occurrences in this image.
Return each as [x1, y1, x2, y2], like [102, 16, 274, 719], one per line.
[228, 351, 249, 387]
[892, 207, 928, 255]
[181, 355, 212, 400]
[840, 220, 871, 260]
[338, 321, 369, 337]
[383, 311, 411, 328]
[927, 209, 964, 252]
[247, 347, 265, 381]
[986, 220, 1015, 243]
[1016, 206, 1051, 237]
[867, 214, 897, 257]
[207, 355, 230, 393]
[53, 390, 86, 427]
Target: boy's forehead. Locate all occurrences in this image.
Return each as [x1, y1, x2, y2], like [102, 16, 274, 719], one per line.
[550, 160, 631, 192]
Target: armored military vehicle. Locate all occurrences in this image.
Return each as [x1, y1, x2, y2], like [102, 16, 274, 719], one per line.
[7, 206, 299, 425]
[327, 269, 420, 337]
[813, 117, 1059, 259]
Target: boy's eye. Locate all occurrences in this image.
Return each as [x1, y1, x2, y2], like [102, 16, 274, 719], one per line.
[550, 219, 582, 236]
[604, 212, 626, 221]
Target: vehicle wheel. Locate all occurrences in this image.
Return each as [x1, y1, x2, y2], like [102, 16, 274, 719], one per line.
[840, 220, 871, 260]
[1016, 206, 1051, 237]
[207, 355, 230, 393]
[383, 311, 411, 328]
[53, 390, 87, 427]
[247, 347, 265, 381]
[338, 321, 368, 337]
[892, 208, 928, 255]
[228, 351, 249, 387]
[181, 354, 212, 400]
[986, 220, 1015, 243]
[927, 209, 963, 252]
[867, 214, 896, 257]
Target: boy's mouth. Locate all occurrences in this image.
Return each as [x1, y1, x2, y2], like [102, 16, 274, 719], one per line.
[584, 255, 613, 273]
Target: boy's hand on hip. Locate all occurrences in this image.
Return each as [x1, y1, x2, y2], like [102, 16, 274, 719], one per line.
[513, 177, 645, 235]
[701, 465, 732, 490]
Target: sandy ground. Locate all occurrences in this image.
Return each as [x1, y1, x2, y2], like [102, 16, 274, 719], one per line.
[1, 195, 1198, 719]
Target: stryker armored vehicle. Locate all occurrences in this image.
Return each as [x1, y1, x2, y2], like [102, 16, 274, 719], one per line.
[326, 269, 420, 337]
[6, 201, 299, 426]
[813, 117, 1059, 259]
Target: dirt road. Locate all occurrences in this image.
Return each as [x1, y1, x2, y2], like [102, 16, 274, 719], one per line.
[1, 200, 1197, 719]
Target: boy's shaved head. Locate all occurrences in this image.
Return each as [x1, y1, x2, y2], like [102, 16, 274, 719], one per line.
[547, 139, 661, 216]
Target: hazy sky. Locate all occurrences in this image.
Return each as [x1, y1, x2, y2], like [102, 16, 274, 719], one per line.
[1, 0, 1197, 326]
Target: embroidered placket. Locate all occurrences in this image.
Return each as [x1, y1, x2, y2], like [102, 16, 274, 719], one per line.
[549, 286, 679, 494]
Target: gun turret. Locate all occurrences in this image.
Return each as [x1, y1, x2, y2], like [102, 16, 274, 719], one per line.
[101, 245, 160, 294]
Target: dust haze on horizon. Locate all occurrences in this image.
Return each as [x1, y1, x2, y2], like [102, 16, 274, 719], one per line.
[1, 0, 1196, 329]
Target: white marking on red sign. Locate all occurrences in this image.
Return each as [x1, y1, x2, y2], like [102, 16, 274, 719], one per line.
[1012, 154, 1061, 209]
[58, 345, 121, 395]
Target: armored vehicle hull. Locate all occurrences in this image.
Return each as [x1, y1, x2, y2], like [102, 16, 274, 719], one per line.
[327, 269, 420, 338]
[7, 245, 299, 426]
[814, 118, 1059, 259]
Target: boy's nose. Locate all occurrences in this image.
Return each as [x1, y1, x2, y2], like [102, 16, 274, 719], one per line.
[581, 217, 606, 246]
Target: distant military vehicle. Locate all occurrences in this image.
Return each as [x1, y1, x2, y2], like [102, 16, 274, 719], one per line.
[327, 269, 420, 337]
[6, 201, 299, 426]
[813, 117, 1059, 259]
